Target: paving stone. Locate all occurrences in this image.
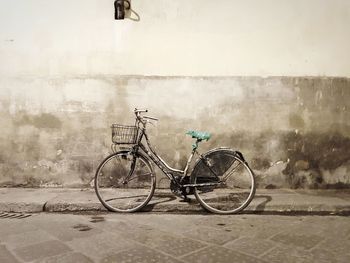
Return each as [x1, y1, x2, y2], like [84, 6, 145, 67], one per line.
[183, 226, 239, 245]
[263, 244, 312, 263]
[244, 225, 286, 239]
[3, 229, 55, 249]
[0, 220, 38, 238]
[36, 219, 102, 242]
[315, 222, 350, 239]
[304, 248, 338, 263]
[101, 246, 183, 263]
[196, 215, 293, 240]
[67, 231, 138, 261]
[14, 240, 72, 262]
[334, 254, 350, 263]
[121, 214, 202, 234]
[241, 217, 301, 239]
[101, 219, 153, 235]
[286, 218, 344, 237]
[195, 216, 246, 229]
[182, 245, 265, 263]
[153, 235, 207, 257]
[108, 221, 207, 256]
[290, 216, 350, 238]
[271, 232, 323, 250]
[224, 237, 278, 257]
[0, 245, 20, 263]
[285, 224, 327, 237]
[34, 252, 94, 263]
[316, 237, 350, 258]
[193, 221, 251, 239]
[110, 225, 185, 249]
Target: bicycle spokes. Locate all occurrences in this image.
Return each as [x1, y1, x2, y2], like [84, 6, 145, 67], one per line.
[95, 152, 155, 212]
[192, 149, 255, 214]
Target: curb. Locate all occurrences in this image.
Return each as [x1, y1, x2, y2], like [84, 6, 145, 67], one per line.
[2, 201, 349, 215]
[0, 202, 45, 213]
[0, 188, 349, 215]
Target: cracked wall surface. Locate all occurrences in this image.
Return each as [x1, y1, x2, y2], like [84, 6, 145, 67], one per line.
[0, 76, 349, 188]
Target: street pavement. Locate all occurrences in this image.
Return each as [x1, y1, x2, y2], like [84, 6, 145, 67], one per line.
[0, 188, 350, 215]
[0, 213, 349, 263]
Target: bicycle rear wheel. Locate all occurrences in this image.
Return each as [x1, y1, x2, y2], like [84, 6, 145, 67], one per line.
[94, 151, 156, 212]
[191, 149, 255, 214]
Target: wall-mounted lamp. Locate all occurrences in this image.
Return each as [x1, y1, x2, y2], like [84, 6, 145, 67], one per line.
[114, 0, 131, 20]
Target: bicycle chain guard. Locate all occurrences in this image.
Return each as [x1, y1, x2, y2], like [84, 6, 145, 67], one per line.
[170, 176, 195, 199]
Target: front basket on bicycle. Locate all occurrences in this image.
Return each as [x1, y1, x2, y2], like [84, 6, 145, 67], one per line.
[111, 124, 138, 144]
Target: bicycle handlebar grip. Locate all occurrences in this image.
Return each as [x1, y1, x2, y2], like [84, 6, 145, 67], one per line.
[134, 108, 148, 113]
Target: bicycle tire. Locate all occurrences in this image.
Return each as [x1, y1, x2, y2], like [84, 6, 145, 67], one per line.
[191, 148, 255, 214]
[94, 151, 156, 213]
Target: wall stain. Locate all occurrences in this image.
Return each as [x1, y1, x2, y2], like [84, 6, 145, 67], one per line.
[282, 131, 350, 188]
[289, 114, 305, 129]
[251, 157, 271, 170]
[16, 113, 62, 129]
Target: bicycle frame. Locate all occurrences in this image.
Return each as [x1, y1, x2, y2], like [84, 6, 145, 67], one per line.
[117, 110, 222, 188]
[135, 126, 196, 185]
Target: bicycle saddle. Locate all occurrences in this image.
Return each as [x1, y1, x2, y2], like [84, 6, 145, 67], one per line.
[186, 130, 211, 141]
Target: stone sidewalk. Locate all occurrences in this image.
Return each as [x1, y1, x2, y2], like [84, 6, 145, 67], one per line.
[0, 188, 349, 214]
[1, 213, 350, 262]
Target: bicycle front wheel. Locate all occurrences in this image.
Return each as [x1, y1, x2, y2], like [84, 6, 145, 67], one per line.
[191, 149, 255, 214]
[94, 151, 156, 213]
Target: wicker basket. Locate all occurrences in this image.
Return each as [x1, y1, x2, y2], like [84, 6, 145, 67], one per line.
[111, 124, 138, 144]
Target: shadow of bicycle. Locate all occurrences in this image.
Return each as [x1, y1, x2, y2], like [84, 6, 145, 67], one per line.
[141, 192, 177, 212]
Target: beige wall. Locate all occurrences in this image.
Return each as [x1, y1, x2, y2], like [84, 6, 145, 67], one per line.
[0, 1, 349, 188]
[1, 0, 350, 76]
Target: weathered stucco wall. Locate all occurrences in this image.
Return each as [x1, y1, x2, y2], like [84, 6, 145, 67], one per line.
[0, 76, 349, 188]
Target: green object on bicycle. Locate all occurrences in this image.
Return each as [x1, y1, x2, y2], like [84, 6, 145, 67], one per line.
[186, 130, 211, 141]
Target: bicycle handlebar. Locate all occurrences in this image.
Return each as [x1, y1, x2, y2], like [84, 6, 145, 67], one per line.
[134, 108, 158, 124]
[134, 108, 148, 114]
[143, 116, 158, 121]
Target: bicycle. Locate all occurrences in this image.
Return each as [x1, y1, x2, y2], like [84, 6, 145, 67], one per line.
[94, 108, 256, 214]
